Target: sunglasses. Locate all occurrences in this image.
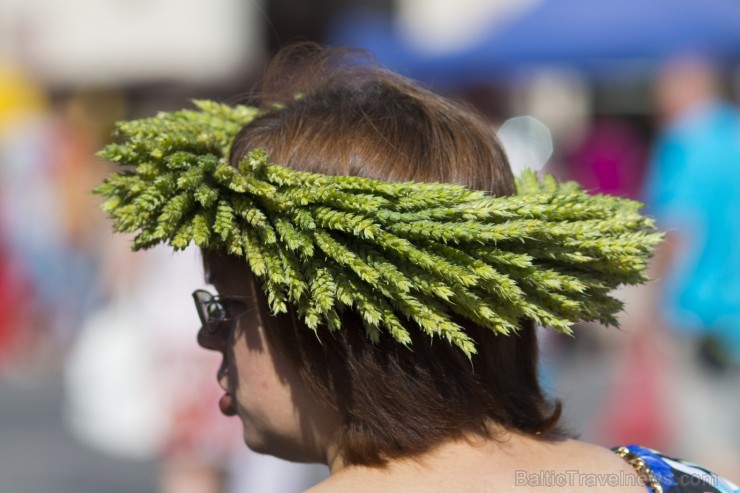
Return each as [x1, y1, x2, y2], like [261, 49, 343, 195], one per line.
[192, 289, 254, 335]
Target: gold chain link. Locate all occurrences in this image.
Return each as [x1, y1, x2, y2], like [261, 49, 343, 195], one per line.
[614, 446, 663, 493]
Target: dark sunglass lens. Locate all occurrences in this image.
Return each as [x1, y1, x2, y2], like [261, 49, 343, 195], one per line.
[206, 301, 227, 321]
[192, 290, 243, 335]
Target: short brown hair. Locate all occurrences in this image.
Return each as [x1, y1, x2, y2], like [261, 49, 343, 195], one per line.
[222, 45, 563, 466]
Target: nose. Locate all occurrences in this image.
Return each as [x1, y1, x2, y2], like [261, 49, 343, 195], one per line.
[197, 325, 228, 351]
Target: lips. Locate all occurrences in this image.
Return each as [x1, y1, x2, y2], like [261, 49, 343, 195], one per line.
[218, 392, 237, 416]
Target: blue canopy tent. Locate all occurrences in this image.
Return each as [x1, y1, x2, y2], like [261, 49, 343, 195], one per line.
[331, 0, 740, 86]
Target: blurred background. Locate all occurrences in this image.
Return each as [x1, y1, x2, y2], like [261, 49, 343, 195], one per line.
[1, 0, 739, 491]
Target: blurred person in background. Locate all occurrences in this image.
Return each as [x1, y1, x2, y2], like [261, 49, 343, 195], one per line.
[567, 117, 649, 200]
[644, 55, 740, 475]
[0, 82, 109, 373]
[0, 62, 52, 373]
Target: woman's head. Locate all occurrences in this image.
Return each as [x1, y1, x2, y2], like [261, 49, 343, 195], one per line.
[200, 45, 563, 467]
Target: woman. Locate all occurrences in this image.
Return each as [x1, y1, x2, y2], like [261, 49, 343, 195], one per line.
[97, 46, 738, 492]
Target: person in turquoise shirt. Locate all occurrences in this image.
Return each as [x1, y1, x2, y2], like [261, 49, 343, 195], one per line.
[645, 58, 740, 369]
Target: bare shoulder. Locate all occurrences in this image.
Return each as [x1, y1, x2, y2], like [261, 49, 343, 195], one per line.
[534, 439, 648, 492]
[302, 471, 391, 493]
[546, 439, 629, 466]
[304, 439, 649, 493]
[302, 479, 338, 493]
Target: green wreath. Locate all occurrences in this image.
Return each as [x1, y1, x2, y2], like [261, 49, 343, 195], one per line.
[95, 100, 662, 357]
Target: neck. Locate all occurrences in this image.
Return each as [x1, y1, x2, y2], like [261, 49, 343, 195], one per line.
[324, 426, 532, 477]
[325, 440, 346, 474]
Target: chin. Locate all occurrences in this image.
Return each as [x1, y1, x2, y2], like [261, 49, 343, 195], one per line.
[242, 426, 321, 463]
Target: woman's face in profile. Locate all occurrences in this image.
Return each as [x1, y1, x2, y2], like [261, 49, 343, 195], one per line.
[197, 253, 336, 463]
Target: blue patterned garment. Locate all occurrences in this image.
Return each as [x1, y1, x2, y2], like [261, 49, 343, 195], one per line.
[613, 445, 740, 493]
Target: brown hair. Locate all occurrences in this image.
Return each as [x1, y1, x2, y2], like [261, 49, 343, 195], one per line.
[222, 45, 564, 466]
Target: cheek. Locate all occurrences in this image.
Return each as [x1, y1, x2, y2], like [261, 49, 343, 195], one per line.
[235, 353, 275, 396]
[229, 329, 288, 408]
